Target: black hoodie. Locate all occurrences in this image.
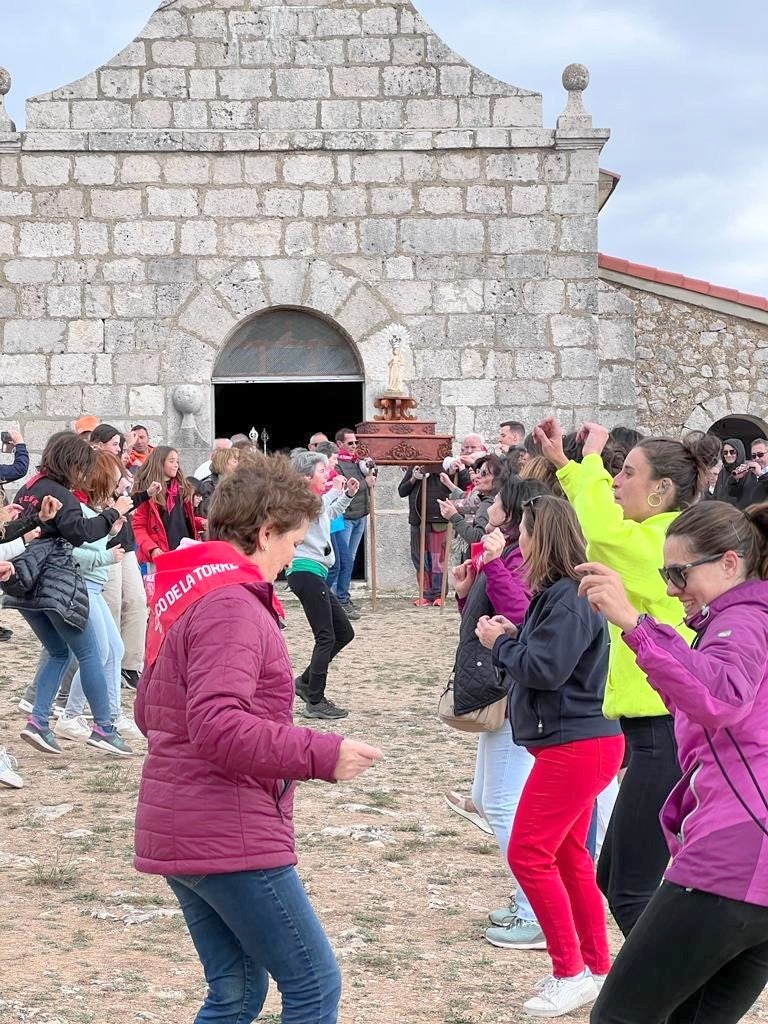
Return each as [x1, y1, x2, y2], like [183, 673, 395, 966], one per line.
[492, 576, 621, 748]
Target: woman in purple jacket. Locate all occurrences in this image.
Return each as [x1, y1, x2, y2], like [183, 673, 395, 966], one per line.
[134, 455, 382, 1024]
[446, 475, 550, 950]
[580, 499, 768, 1023]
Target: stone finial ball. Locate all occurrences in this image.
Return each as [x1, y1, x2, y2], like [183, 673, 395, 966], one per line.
[0, 68, 11, 97]
[172, 384, 204, 416]
[562, 63, 590, 92]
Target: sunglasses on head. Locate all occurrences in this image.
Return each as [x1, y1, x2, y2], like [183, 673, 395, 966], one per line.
[658, 552, 725, 590]
[522, 495, 547, 519]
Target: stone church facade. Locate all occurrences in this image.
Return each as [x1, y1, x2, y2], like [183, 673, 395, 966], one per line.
[0, 0, 766, 589]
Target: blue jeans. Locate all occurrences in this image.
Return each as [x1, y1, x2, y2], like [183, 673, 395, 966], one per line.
[20, 604, 113, 730]
[167, 867, 341, 1024]
[65, 581, 124, 721]
[471, 718, 537, 923]
[336, 517, 366, 604]
[326, 531, 343, 594]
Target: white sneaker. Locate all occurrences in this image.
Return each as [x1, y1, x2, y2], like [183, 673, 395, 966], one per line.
[114, 715, 143, 742]
[0, 747, 23, 789]
[589, 970, 608, 992]
[53, 715, 91, 742]
[523, 972, 599, 1017]
[18, 698, 33, 714]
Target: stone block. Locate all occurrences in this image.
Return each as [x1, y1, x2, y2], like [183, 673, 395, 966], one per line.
[47, 286, 82, 319]
[218, 70, 273, 100]
[142, 9, 186, 38]
[486, 153, 540, 182]
[559, 216, 597, 253]
[492, 95, 542, 127]
[203, 188, 260, 217]
[439, 66, 472, 97]
[162, 155, 209, 185]
[262, 188, 301, 217]
[172, 101, 210, 129]
[276, 69, 331, 99]
[353, 154, 403, 184]
[391, 37, 426, 65]
[26, 102, 70, 129]
[335, 286, 388, 341]
[258, 101, 318, 130]
[406, 99, 458, 129]
[401, 219, 484, 255]
[332, 68, 381, 98]
[348, 38, 391, 64]
[306, 263, 356, 317]
[160, 330, 216, 383]
[318, 222, 358, 255]
[382, 67, 437, 97]
[294, 39, 346, 66]
[189, 10, 227, 38]
[550, 254, 596, 280]
[523, 279, 565, 315]
[21, 156, 71, 186]
[71, 101, 132, 129]
[551, 379, 599, 405]
[570, 150, 600, 183]
[434, 281, 484, 314]
[50, 353, 94, 385]
[418, 186, 463, 214]
[510, 185, 547, 215]
[90, 188, 142, 219]
[549, 184, 598, 215]
[5, 319, 65, 354]
[0, 386, 44, 417]
[361, 100, 403, 129]
[360, 219, 397, 256]
[100, 69, 140, 99]
[111, 220, 175, 258]
[222, 221, 282, 258]
[599, 319, 636, 360]
[81, 385, 127, 415]
[151, 41, 196, 67]
[284, 222, 315, 256]
[189, 69, 218, 100]
[74, 155, 118, 185]
[34, 189, 84, 219]
[600, 365, 637, 408]
[515, 349, 557, 379]
[143, 68, 188, 99]
[112, 285, 157, 318]
[0, 287, 17, 317]
[315, 9, 361, 37]
[438, 153, 480, 181]
[132, 100, 173, 129]
[321, 100, 361, 130]
[120, 155, 162, 183]
[550, 314, 597, 348]
[302, 190, 330, 218]
[329, 188, 367, 216]
[103, 258, 146, 284]
[560, 348, 599, 379]
[466, 185, 506, 214]
[129, 385, 166, 416]
[441, 379, 495, 406]
[460, 97, 492, 128]
[371, 187, 413, 215]
[243, 155, 279, 183]
[209, 101, 258, 130]
[19, 223, 75, 257]
[179, 221, 217, 256]
[210, 156, 243, 185]
[83, 285, 112, 318]
[3, 260, 55, 284]
[146, 187, 199, 217]
[284, 154, 335, 186]
[489, 217, 556, 254]
[446, 315, 496, 348]
[0, 192, 33, 217]
[67, 320, 104, 353]
[378, 280, 431, 315]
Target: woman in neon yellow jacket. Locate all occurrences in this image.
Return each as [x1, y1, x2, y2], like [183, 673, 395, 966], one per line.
[535, 417, 715, 937]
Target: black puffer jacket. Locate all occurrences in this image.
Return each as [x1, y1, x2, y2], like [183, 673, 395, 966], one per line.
[452, 571, 510, 715]
[1, 537, 89, 631]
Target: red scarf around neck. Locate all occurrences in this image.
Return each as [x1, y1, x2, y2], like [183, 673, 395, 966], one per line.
[145, 540, 285, 666]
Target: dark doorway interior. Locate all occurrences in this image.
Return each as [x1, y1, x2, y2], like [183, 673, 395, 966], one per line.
[709, 415, 768, 449]
[214, 380, 366, 579]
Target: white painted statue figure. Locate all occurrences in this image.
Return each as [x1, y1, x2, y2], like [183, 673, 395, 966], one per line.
[387, 341, 406, 395]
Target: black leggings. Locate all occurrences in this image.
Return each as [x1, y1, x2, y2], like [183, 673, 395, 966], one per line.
[597, 715, 681, 936]
[287, 571, 354, 704]
[591, 882, 768, 1023]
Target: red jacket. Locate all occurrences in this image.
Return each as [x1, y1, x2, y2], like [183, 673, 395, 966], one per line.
[131, 496, 203, 562]
[134, 582, 344, 875]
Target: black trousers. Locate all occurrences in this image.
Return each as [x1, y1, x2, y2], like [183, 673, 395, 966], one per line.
[592, 882, 768, 1023]
[597, 715, 681, 936]
[287, 571, 354, 704]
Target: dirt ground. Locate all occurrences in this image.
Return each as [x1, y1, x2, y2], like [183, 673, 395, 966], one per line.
[0, 598, 766, 1024]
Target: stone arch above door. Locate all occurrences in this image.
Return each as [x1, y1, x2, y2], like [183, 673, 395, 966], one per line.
[684, 391, 768, 435]
[172, 257, 410, 414]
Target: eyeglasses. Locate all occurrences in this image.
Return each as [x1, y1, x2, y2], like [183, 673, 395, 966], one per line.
[345, 440, 358, 447]
[477, 468, 494, 478]
[722, 448, 736, 455]
[658, 553, 725, 590]
[753, 450, 768, 459]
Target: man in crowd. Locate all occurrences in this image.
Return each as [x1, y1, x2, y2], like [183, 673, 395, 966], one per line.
[334, 427, 376, 620]
[0, 428, 29, 641]
[499, 420, 526, 453]
[735, 436, 768, 506]
[125, 424, 154, 472]
[308, 432, 329, 451]
[194, 438, 232, 480]
[443, 434, 487, 480]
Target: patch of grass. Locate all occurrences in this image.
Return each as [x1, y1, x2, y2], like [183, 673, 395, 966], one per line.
[28, 852, 79, 889]
[71, 928, 92, 949]
[381, 849, 408, 862]
[84, 766, 131, 794]
[393, 821, 421, 833]
[366, 789, 399, 809]
[71, 889, 99, 902]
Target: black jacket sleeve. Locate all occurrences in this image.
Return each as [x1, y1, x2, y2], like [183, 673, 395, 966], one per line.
[51, 491, 120, 546]
[0, 444, 30, 484]
[1, 513, 41, 543]
[398, 469, 416, 497]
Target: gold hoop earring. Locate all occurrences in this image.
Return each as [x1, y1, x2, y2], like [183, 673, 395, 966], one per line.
[647, 492, 663, 508]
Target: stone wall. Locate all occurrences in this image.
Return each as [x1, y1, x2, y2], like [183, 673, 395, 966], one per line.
[599, 280, 768, 435]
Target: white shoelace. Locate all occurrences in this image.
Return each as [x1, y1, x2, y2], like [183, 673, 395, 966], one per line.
[0, 747, 19, 771]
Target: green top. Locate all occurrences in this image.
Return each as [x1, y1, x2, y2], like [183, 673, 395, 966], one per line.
[557, 454, 693, 719]
[286, 558, 328, 580]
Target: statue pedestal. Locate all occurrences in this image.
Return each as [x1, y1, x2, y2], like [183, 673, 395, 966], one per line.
[356, 397, 452, 470]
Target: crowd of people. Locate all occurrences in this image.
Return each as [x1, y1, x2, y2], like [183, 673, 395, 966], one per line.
[1, 409, 768, 1023]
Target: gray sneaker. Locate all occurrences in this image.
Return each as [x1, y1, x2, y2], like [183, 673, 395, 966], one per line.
[340, 601, 361, 621]
[303, 698, 349, 720]
[489, 899, 521, 927]
[485, 917, 547, 950]
[87, 727, 134, 757]
[294, 677, 310, 703]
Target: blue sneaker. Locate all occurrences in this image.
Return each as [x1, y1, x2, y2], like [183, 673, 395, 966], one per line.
[485, 917, 547, 950]
[87, 726, 133, 757]
[20, 718, 63, 755]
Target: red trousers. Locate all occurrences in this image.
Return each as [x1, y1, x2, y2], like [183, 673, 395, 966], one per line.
[509, 735, 625, 978]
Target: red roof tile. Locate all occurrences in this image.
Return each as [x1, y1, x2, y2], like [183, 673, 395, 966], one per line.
[598, 254, 768, 312]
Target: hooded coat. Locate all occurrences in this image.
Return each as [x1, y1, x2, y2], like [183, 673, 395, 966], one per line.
[624, 578, 768, 906]
[712, 437, 746, 504]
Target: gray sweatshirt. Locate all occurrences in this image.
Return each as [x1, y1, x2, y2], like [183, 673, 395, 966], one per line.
[290, 489, 352, 573]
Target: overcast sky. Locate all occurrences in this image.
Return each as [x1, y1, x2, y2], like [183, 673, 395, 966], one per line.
[2, 0, 766, 294]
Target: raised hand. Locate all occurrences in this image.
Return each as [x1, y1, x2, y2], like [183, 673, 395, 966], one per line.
[39, 496, 62, 522]
[535, 417, 568, 469]
[577, 562, 639, 633]
[482, 528, 506, 563]
[579, 422, 610, 459]
[333, 739, 384, 781]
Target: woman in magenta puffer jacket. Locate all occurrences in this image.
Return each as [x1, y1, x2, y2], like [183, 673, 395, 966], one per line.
[580, 500, 768, 1024]
[134, 454, 382, 1024]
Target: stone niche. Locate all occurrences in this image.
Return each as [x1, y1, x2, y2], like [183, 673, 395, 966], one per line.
[0, 0, 619, 591]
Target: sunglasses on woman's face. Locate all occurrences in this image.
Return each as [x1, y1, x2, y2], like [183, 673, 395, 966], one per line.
[722, 448, 736, 455]
[658, 552, 724, 590]
[478, 468, 494, 478]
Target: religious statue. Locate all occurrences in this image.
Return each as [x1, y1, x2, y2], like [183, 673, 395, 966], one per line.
[383, 324, 411, 396]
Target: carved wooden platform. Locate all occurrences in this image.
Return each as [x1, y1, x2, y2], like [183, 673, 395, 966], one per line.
[356, 418, 452, 467]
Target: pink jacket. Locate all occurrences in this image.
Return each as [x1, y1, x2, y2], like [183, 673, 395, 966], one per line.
[134, 582, 343, 876]
[624, 579, 768, 906]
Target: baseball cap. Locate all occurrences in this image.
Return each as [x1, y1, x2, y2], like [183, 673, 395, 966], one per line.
[74, 415, 100, 434]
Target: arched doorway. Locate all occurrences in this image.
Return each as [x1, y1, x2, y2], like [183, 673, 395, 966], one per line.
[708, 414, 768, 449]
[212, 306, 365, 451]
